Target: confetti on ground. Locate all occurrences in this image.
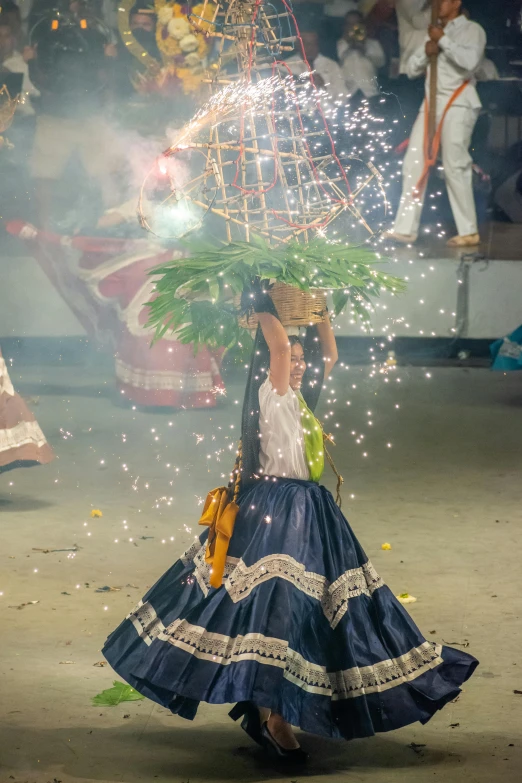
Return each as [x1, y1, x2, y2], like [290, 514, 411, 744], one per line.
[396, 593, 417, 604]
[95, 586, 122, 593]
[407, 742, 426, 754]
[32, 545, 80, 554]
[381, 542, 392, 550]
[443, 639, 470, 648]
[8, 601, 39, 610]
[92, 682, 145, 706]
[90, 509, 103, 518]
[59, 661, 75, 665]
[93, 661, 107, 667]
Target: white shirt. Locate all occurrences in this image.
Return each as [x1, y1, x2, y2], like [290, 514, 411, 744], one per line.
[475, 57, 499, 82]
[16, 0, 33, 22]
[396, 0, 431, 75]
[2, 51, 40, 116]
[337, 37, 385, 97]
[258, 377, 309, 480]
[406, 15, 486, 110]
[284, 53, 347, 100]
[324, 0, 359, 17]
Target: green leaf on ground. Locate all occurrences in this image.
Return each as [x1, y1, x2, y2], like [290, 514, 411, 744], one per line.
[92, 681, 144, 706]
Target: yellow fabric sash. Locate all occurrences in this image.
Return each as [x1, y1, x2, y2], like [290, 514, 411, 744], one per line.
[297, 392, 324, 482]
[198, 487, 239, 588]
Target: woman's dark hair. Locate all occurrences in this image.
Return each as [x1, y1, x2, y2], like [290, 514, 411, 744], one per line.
[288, 335, 304, 349]
[239, 322, 324, 490]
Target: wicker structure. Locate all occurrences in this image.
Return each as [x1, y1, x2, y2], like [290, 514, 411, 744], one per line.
[143, 0, 385, 246]
[237, 282, 327, 328]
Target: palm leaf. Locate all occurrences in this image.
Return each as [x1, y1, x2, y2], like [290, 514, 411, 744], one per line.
[145, 236, 406, 353]
[92, 681, 144, 706]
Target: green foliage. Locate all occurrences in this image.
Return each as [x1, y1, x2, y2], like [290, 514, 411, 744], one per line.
[146, 235, 406, 352]
[92, 681, 145, 706]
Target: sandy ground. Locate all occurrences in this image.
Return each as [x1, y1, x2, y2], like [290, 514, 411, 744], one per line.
[1, 361, 521, 783]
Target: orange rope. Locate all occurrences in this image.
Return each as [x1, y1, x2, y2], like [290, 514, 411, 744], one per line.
[414, 80, 470, 197]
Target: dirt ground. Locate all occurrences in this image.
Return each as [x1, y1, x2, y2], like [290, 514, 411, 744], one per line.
[1, 362, 521, 783]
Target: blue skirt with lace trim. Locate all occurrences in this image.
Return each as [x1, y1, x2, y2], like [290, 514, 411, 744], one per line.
[102, 478, 478, 740]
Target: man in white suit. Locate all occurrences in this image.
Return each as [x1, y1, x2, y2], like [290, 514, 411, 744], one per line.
[387, 0, 486, 247]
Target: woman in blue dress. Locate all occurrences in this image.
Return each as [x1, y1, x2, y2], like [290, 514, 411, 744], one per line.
[103, 289, 478, 763]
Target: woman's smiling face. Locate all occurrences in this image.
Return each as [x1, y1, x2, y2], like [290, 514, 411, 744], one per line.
[289, 341, 306, 390]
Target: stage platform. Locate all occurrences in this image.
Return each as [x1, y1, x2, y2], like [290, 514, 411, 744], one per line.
[337, 222, 522, 343]
[1, 222, 521, 356]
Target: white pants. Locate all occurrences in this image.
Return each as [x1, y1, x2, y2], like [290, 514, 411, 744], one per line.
[393, 104, 480, 238]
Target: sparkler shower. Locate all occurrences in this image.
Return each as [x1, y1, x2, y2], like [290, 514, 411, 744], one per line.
[1, 1, 521, 782]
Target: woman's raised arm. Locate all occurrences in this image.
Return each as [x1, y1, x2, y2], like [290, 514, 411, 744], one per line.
[257, 312, 291, 396]
[317, 314, 338, 380]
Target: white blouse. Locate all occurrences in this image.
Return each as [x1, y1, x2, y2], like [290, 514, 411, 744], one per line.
[258, 376, 309, 480]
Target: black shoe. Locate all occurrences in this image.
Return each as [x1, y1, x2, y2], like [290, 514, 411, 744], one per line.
[228, 701, 263, 747]
[260, 721, 309, 764]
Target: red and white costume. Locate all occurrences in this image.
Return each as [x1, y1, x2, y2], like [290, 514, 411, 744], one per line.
[0, 347, 54, 473]
[7, 222, 225, 409]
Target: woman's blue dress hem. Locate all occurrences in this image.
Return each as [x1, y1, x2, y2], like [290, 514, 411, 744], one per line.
[102, 478, 478, 741]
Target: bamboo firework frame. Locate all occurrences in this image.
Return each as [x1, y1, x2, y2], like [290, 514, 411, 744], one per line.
[139, 0, 387, 246]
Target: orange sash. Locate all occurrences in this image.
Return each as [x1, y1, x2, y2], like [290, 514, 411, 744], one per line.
[414, 80, 471, 197]
[198, 487, 239, 588]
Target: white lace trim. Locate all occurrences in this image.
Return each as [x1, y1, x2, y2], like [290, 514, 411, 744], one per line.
[224, 554, 383, 629]
[192, 545, 239, 597]
[0, 420, 48, 454]
[127, 600, 166, 647]
[180, 540, 202, 566]
[115, 359, 214, 392]
[180, 542, 239, 597]
[128, 548, 385, 653]
[285, 641, 443, 699]
[157, 618, 444, 700]
[165, 618, 288, 665]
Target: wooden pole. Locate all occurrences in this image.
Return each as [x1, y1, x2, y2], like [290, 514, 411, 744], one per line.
[428, 0, 440, 149]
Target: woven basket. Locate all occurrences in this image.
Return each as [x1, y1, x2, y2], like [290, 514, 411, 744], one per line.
[237, 282, 327, 329]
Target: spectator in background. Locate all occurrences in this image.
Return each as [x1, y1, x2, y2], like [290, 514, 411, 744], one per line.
[324, 0, 359, 17]
[394, 0, 430, 75]
[387, 0, 486, 247]
[100, 0, 118, 35]
[0, 0, 23, 44]
[128, 2, 160, 60]
[337, 10, 385, 98]
[0, 14, 39, 115]
[28, 0, 122, 228]
[283, 28, 346, 100]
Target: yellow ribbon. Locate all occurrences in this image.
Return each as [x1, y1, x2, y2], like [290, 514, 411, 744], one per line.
[198, 487, 239, 588]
